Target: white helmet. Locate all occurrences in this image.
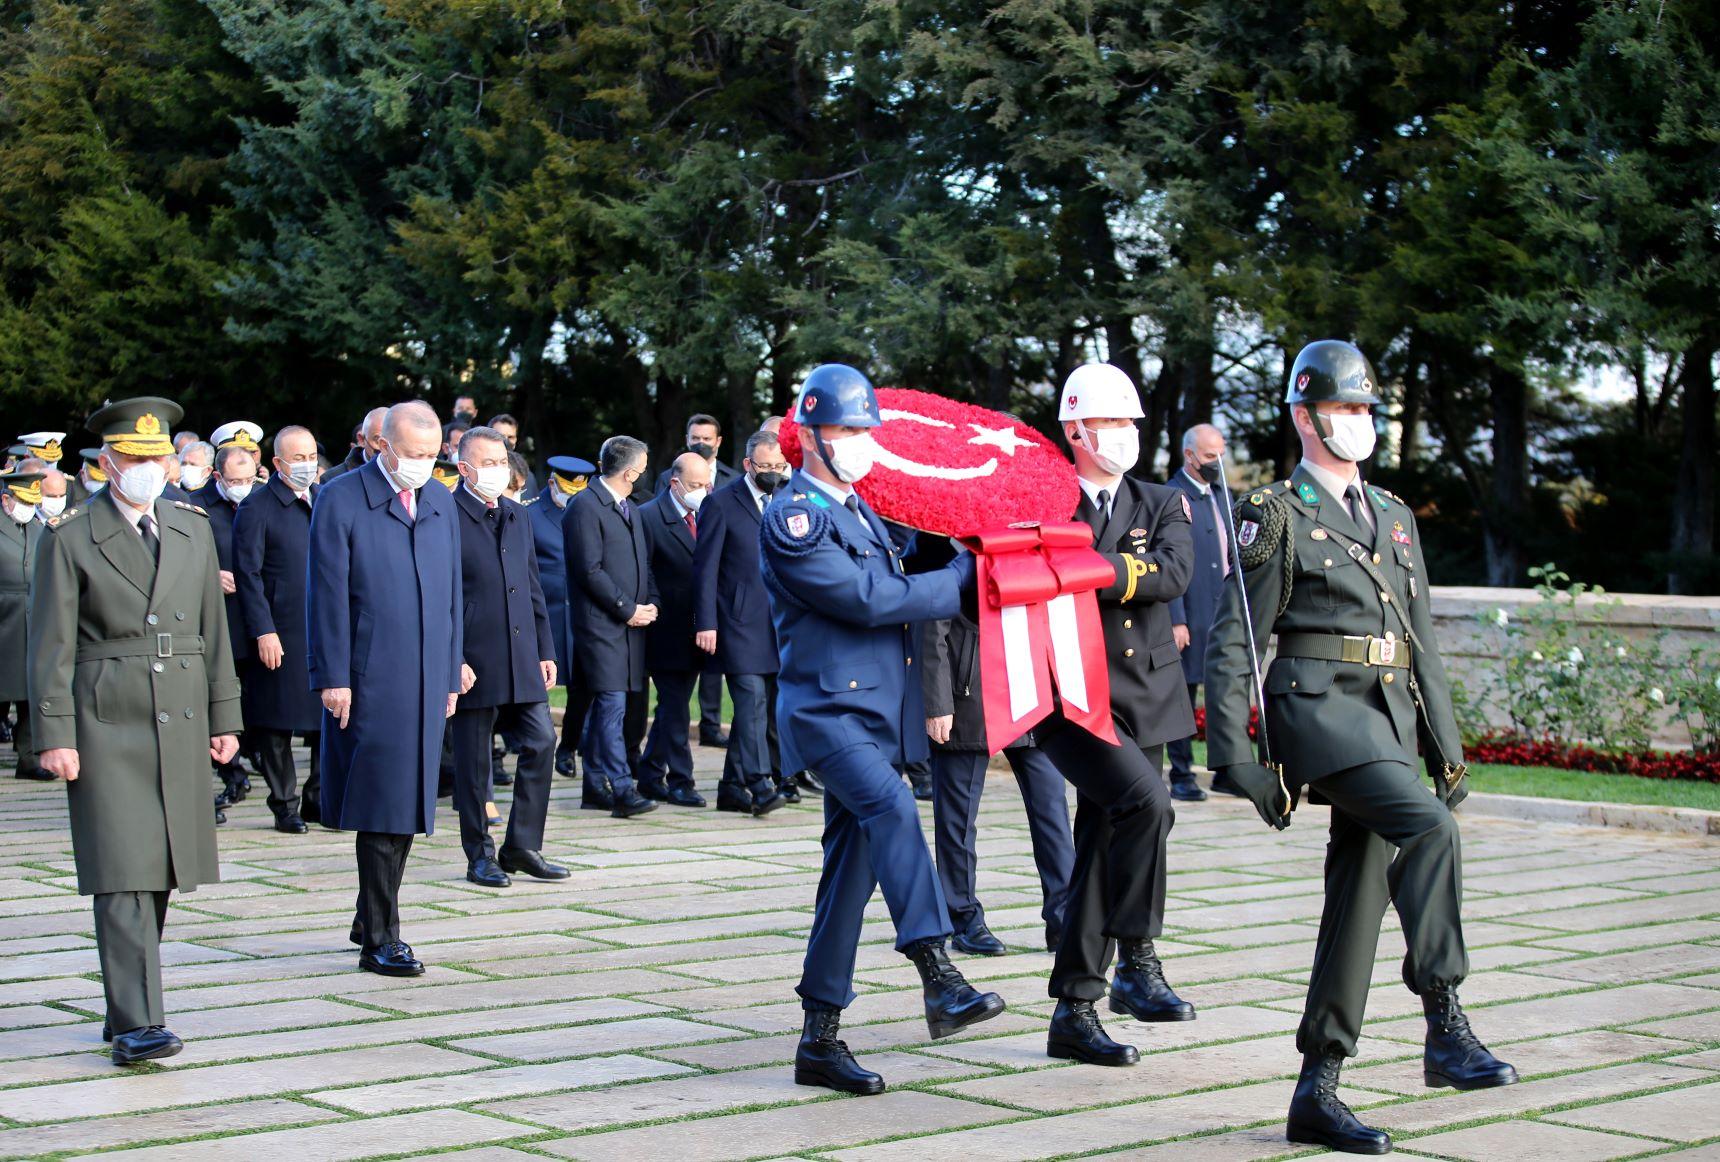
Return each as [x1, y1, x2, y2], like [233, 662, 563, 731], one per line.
[1058, 363, 1144, 423]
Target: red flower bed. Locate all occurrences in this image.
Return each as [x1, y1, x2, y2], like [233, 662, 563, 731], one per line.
[1466, 733, 1720, 784]
[779, 388, 1078, 536]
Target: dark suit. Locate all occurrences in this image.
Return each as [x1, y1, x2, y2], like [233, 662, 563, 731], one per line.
[230, 475, 322, 818]
[922, 614, 1073, 945]
[692, 477, 781, 793]
[636, 493, 700, 796]
[1036, 476, 1192, 1001]
[563, 480, 655, 800]
[307, 461, 462, 951]
[656, 460, 737, 734]
[1165, 470, 1233, 788]
[188, 480, 249, 664]
[320, 446, 367, 483]
[450, 486, 557, 863]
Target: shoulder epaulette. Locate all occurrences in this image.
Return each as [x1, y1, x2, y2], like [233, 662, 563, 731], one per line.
[46, 506, 83, 527]
[1369, 484, 1402, 506]
[173, 500, 208, 517]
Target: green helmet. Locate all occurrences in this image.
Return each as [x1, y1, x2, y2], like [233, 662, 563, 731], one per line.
[1284, 340, 1382, 407]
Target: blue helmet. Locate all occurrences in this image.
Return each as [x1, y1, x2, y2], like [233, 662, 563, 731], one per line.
[795, 363, 880, 429]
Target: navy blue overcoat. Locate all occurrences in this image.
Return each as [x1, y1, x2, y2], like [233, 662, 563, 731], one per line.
[231, 474, 322, 731]
[190, 479, 250, 663]
[453, 485, 555, 708]
[562, 481, 654, 693]
[525, 487, 572, 683]
[1164, 470, 1233, 684]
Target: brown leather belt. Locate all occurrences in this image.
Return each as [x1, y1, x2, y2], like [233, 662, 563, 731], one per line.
[1277, 632, 1410, 669]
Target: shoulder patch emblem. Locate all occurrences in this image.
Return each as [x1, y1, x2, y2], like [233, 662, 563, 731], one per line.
[1238, 520, 1260, 547]
[787, 512, 811, 539]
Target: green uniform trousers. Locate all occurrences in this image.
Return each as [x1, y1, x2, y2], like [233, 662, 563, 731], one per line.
[93, 890, 171, 1034]
[1301, 760, 1469, 1058]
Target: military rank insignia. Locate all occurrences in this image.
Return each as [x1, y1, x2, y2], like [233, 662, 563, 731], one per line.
[1238, 519, 1260, 547]
[1296, 481, 1320, 506]
[1391, 521, 1411, 545]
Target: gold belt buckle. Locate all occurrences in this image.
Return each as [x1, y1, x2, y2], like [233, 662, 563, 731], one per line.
[1367, 636, 1397, 666]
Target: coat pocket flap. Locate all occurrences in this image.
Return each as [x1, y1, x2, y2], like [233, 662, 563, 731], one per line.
[1265, 660, 1335, 695]
[820, 662, 882, 693]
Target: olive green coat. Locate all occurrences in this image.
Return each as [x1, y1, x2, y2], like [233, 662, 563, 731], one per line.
[0, 517, 43, 701]
[1204, 464, 1462, 791]
[28, 491, 242, 896]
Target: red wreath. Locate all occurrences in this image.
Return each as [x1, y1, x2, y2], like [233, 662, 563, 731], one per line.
[778, 388, 1077, 536]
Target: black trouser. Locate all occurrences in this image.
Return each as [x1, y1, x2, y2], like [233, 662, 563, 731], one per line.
[697, 666, 723, 735]
[1302, 760, 1469, 1058]
[1165, 683, 1202, 786]
[252, 728, 320, 818]
[625, 688, 647, 776]
[7, 700, 34, 773]
[354, 831, 414, 951]
[932, 747, 1074, 938]
[93, 890, 170, 1033]
[452, 702, 556, 863]
[1036, 714, 1174, 1002]
[640, 669, 697, 793]
[559, 685, 591, 756]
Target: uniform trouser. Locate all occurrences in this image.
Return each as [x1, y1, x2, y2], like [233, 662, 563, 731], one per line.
[453, 702, 555, 862]
[932, 747, 1074, 939]
[722, 674, 773, 789]
[93, 890, 170, 1033]
[8, 700, 34, 772]
[253, 729, 321, 817]
[1036, 716, 1174, 1001]
[1300, 760, 1469, 1058]
[798, 743, 951, 1010]
[697, 667, 723, 734]
[354, 831, 414, 951]
[581, 690, 637, 799]
[640, 670, 697, 793]
[1165, 683, 1202, 786]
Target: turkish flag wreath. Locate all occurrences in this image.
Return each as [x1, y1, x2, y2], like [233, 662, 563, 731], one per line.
[780, 388, 1119, 752]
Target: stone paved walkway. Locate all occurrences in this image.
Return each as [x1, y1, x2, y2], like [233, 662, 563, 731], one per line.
[2, 745, 1718, 1161]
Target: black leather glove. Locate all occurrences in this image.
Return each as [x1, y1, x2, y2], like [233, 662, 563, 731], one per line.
[1434, 761, 1469, 809]
[1219, 763, 1295, 830]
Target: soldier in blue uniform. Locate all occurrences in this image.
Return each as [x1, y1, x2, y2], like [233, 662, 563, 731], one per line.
[528, 456, 593, 776]
[762, 364, 1003, 1097]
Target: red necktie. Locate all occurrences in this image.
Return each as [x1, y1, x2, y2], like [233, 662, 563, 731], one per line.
[685, 512, 697, 538]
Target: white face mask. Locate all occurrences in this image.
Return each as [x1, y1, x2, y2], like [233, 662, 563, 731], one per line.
[387, 446, 435, 490]
[677, 485, 708, 513]
[8, 502, 35, 525]
[469, 464, 511, 501]
[218, 479, 253, 504]
[823, 432, 878, 484]
[180, 465, 210, 491]
[1080, 423, 1140, 476]
[40, 496, 66, 519]
[111, 459, 167, 506]
[281, 461, 319, 490]
[549, 487, 571, 508]
[1321, 412, 1377, 462]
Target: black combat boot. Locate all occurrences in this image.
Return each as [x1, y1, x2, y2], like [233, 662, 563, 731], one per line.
[1423, 986, 1518, 1090]
[794, 1006, 884, 1095]
[1109, 938, 1195, 1022]
[904, 938, 1004, 1039]
[1047, 998, 1139, 1066]
[1287, 1052, 1391, 1155]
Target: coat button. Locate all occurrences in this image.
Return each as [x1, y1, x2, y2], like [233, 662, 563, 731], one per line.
[512, 627, 520, 635]
[1124, 648, 1135, 658]
[509, 587, 516, 594]
[1323, 558, 1333, 567]
[175, 611, 186, 620]
[848, 680, 858, 689]
[39, 701, 50, 712]
[1380, 591, 1392, 602]
[1383, 672, 1395, 684]
[156, 712, 169, 723]
[152, 662, 165, 673]
[184, 708, 195, 718]
[180, 659, 190, 669]
[906, 657, 913, 667]
[1372, 553, 1382, 565]
[146, 613, 159, 625]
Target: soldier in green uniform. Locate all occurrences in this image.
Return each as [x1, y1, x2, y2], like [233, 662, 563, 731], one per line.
[1205, 341, 1516, 1155]
[29, 397, 243, 1065]
[1, 469, 48, 779]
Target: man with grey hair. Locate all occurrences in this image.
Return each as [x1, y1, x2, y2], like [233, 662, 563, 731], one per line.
[178, 441, 216, 494]
[1165, 422, 1232, 801]
[563, 434, 658, 818]
[309, 399, 464, 974]
[323, 406, 389, 482]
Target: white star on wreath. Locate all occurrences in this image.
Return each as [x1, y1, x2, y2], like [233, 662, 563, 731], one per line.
[966, 423, 1034, 455]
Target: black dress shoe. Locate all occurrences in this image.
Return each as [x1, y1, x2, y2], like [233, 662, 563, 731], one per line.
[101, 1019, 111, 1042]
[15, 767, 55, 781]
[1287, 1052, 1392, 1154]
[274, 814, 307, 834]
[952, 923, 1007, 957]
[665, 786, 707, 808]
[1209, 769, 1246, 797]
[498, 848, 571, 880]
[1110, 939, 1195, 1022]
[750, 787, 788, 817]
[1170, 780, 1208, 802]
[214, 808, 226, 825]
[1423, 987, 1518, 1090]
[776, 776, 801, 805]
[555, 749, 576, 777]
[716, 784, 754, 813]
[699, 726, 730, 748]
[636, 779, 670, 802]
[908, 770, 934, 801]
[580, 778, 616, 811]
[360, 941, 425, 976]
[795, 770, 824, 796]
[795, 1007, 884, 1096]
[227, 774, 251, 803]
[610, 789, 658, 818]
[905, 939, 1005, 1039]
[1048, 998, 1138, 1066]
[111, 1025, 183, 1065]
[467, 856, 511, 888]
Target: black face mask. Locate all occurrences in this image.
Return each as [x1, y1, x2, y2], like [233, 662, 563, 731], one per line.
[1196, 459, 1222, 486]
[688, 441, 716, 460]
[453, 410, 476, 426]
[754, 471, 788, 494]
